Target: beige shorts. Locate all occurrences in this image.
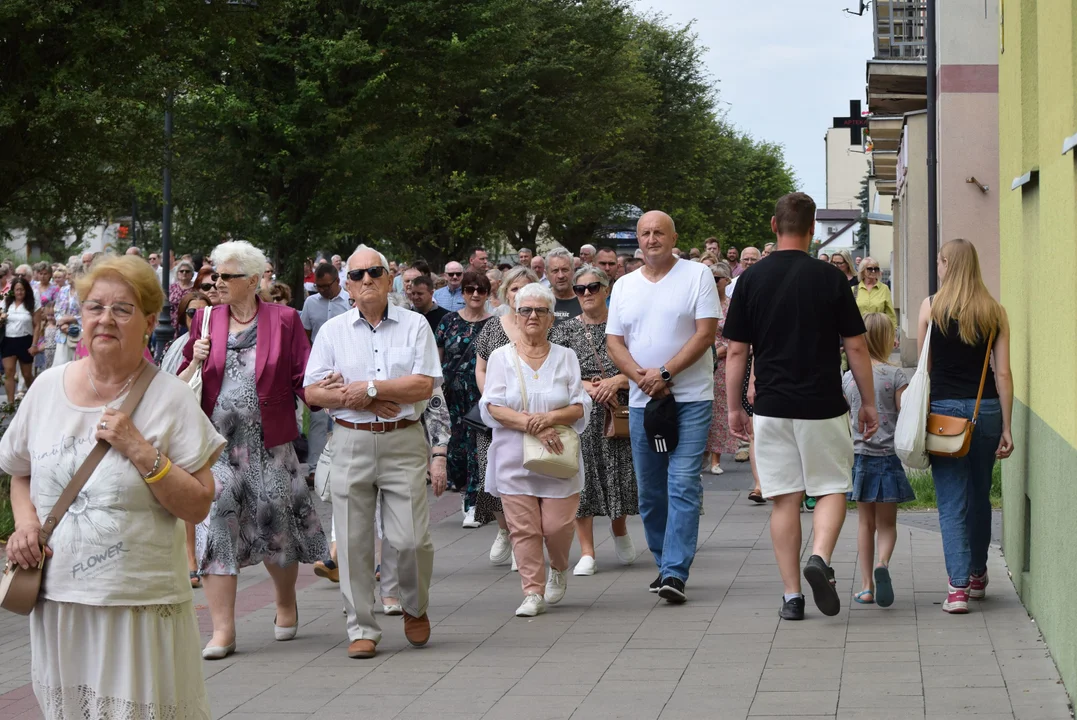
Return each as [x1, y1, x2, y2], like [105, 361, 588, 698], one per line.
[753, 414, 854, 498]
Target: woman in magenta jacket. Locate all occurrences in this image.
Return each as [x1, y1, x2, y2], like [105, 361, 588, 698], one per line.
[180, 240, 329, 660]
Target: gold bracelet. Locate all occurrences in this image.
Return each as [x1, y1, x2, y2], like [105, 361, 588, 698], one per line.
[144, 458, 172, 485]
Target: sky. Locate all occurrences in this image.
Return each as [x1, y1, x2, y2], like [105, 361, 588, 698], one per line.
[634, 0, 874, 207]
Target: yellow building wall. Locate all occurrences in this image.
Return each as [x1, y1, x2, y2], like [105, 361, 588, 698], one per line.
[999, 0, 1077, 703]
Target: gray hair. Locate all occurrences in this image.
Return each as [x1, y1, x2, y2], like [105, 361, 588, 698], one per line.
[348, 243, 389, 270]
[486, 268, 503, 283]
[175, 259, 195, 274]
[545, 247, 573, 266]
[579, 243, 596, 255]
[499, 266, 538, 304]
[211, 240, 267, 278]
[514, 282, 556, 311]
[574, 264, 610, 286]
[711, 263, 732, 280]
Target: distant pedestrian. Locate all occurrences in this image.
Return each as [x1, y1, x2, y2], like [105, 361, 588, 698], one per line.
[844, 313, 915, 608]
[725, 192, 878, 621]
[607, 210, 721, 604]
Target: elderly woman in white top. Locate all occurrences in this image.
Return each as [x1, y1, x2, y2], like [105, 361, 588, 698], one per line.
[0, 256, 224, 720]
[480, 283, 590, 618]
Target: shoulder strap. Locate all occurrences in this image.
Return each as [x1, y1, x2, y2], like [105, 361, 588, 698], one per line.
[201, 304, 213, 336]
[38, 362, 159, 545]
[970, 330, 996, 424]
[509, 344, 530, 413]
[578, 319, 606, 378]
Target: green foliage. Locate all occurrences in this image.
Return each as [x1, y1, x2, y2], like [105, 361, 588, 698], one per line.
[855, 175, 870, 250]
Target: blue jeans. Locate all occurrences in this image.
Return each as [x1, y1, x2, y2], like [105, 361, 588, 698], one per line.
[929, 398, 1002, 587]
[629, 400, 711, 583]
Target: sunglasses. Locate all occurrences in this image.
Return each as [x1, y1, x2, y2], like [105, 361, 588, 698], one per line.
[832, 260, 846, 266]
[199, 283, 215, 292]
[347, 266, 387, 282]
[517, 307, 552, 318]
[185, 307, 198, 318]
[865, 266, 880, 272]
[462, 285, 488, 296]
[446, 272, 462, 278]
[573, 282, 605, 296]
[177, 269, 192, 274]
[211, 272, 248, 282]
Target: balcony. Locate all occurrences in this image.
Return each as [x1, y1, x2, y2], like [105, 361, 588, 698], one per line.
[874, 0, 927, 60]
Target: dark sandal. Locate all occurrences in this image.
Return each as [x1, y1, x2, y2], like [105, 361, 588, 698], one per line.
[748, 490, 766, 504]
[189, 571, 202, 589]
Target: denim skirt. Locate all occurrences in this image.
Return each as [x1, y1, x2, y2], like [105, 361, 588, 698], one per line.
[847, 454, 916, 503]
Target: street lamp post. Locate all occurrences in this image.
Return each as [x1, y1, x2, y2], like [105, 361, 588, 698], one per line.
[153, 95, 175, 362]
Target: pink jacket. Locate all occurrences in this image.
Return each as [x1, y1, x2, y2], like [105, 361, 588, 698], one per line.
[180, 300, 311, 449]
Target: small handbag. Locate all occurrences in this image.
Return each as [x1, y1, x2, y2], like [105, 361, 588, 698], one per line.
[462, 404, 488, 432]
[579, 321, 629, 439]
[187, 306, 213, 401]
[925, 329, 995, 459]
[511, 345, 580, 480]
[0, 363, 158, 615]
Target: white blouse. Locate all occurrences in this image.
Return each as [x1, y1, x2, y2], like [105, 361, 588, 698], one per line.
[479, 343, 591, 498]
[5, 302, 33, 338]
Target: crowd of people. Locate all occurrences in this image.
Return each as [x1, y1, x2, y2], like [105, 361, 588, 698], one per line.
[0, 192, 1013, 719]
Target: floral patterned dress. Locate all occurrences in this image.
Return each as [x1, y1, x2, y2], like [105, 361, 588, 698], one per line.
[435, 311, 491, 510]
[196, 321, 328, 574]
[551, 318, 638, 519]
[472, 317, 513, 523]
[708, 296, 739, 454]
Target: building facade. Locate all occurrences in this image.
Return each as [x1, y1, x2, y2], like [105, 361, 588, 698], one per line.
[999, 0, 1077, 704]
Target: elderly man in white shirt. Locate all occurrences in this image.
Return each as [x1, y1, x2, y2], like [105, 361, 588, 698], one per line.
[304, 244, 441, 660]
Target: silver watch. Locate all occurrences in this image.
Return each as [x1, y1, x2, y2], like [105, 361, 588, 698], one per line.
[366, 382, 378, 399]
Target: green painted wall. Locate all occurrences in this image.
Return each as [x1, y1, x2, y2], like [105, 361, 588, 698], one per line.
[1000, 0, 1077, 705]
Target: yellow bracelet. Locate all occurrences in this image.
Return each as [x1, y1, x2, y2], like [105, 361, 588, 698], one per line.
[144, 458, 172, 485]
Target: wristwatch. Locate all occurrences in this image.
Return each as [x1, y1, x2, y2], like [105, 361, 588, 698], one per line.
[366, 381, 378, 399]
[660, 366, 672, 382]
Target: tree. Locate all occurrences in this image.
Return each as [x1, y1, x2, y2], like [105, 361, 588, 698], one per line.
[855, 175, 870, 250]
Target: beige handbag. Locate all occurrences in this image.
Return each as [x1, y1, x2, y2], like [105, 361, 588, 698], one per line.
[926, 331, 995, 458]
[187, 306, 213, 401]
[511, 345, 580, 480]
[0, 363, 158, 615]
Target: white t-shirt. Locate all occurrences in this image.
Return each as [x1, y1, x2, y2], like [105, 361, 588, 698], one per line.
[479, 343, 591, 497]
[0, 365, 225, 606]
[607, 258, 721, 408]
[5, 302, 33, 338]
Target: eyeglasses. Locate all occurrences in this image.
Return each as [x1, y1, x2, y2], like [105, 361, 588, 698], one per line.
[832, 260, 846, 267]
[185, 307, 198, 318]
[347, 266, 387, 282]
[211, 272, 248, 282]
[81, 301, 136, 322]
[177, 269, 192, 274]
[462, 285, 488, 296]
[199, 283, 215, 291]
[446, 272, 462, 278]
[573, 282, 605, 296]
[516, 307, 552, 318]
[865, 266, 880, 272]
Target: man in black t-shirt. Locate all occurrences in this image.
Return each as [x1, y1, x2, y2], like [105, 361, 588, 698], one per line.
[724, 192, 879, 622]
[408, 275, 448, 331]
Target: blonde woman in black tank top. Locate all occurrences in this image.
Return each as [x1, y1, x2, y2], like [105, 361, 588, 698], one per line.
[916, 239, 1013, 615]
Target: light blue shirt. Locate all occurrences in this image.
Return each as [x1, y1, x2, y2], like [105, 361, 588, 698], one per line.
[433, 285, 465, 312]
[300, 290, 352, 342]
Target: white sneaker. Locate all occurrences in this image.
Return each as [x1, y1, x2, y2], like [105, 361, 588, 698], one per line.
[710, 464, 724, 475]
[573, 555, 597, 576]
[511, 553, 518, 572]
[382, 603, 403, 616]
[489, 529, 512, 565]
[515, 593, 547, 617]
[462, 506, 480, 528]
[612, 528, 636, 565]
[545, 568, 567, 605]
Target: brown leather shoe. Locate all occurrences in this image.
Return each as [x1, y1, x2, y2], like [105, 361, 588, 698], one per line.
[402, 611, 430, 647]
[347, 639, 376, 659]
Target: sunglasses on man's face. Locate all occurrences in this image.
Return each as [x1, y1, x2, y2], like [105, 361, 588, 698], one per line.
[462, 285, 488, 296]
[573, 282, 605, 296]
[211, 272, 247, 282]
[347, 266, 387, 282]
[446, 272, 462, 278]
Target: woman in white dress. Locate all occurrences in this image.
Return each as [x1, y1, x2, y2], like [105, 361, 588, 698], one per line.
[1, 255, 225, 720]
[480, 283, 590, 618]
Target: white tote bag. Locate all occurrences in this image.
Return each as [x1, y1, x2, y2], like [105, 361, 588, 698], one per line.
[188, 306, 213, 402]
[894, 321, 932, 469]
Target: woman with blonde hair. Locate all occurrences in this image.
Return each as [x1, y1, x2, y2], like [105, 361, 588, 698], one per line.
[830, 249, 857, 288]
[917, 238, 1013, 614]
[855, 257, 896, 329]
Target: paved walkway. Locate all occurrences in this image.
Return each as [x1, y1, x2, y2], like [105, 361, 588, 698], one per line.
[0, 463, 1070, 720]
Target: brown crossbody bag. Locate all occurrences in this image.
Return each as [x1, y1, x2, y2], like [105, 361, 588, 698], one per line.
[925, 330, 995, 459]
[580, 322, 629, 439]
[0, 363, 158, 615]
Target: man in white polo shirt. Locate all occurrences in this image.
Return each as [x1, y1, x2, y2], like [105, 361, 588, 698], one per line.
[304, 245, 441, 660]
[607, 210, 721, 605]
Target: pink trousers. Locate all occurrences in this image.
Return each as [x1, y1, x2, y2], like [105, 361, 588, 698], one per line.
[501, 493, 580, 595]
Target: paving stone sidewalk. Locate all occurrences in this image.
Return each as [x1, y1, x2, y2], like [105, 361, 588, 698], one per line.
[1, 483, 1071, 720]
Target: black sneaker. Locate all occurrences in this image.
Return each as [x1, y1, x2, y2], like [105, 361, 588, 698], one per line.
[648, 575, 662, 593]
[780, 595, 805, 620]
[803, 555, 841, 617]
[658, 577, 687, 604]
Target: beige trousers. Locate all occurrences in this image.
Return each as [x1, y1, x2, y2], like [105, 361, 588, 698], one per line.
[502, 493, 580, 596]
[327, 422, 433, 644]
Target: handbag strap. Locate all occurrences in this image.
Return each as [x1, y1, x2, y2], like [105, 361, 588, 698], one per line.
[969, 330, 996, 425]
[38, 362, 158, 545]
[509, 344, 530, 413]
[578, 319, 608, 379]
[200, 304, 213, 336]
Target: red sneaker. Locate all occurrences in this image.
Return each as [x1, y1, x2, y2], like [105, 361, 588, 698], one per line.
[943, 583, 969, 614]
[969, 571, 988, 600]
